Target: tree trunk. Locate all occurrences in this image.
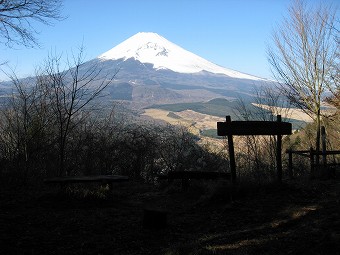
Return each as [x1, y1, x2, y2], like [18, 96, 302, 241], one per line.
[315, 109, 321, 166]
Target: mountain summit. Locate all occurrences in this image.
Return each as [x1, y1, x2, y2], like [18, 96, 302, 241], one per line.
[98, 32, 263, 81]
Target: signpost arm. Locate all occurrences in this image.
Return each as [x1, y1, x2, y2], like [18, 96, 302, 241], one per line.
[226, 116, 237, 184]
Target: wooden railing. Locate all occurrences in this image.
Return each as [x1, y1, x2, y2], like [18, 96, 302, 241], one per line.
[286, 126, 340, 179]
[286, 148, 340, 178]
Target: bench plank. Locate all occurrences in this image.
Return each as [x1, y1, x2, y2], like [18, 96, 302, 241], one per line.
[158, 171, 231, 180]
[44, 175, 129, 184]
[158, 171, 231, 190]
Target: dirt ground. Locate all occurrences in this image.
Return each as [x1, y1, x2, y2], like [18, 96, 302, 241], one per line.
[0, 179, 339, 255]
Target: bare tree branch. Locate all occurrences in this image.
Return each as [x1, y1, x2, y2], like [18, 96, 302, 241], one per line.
[0, 0, 63, 47]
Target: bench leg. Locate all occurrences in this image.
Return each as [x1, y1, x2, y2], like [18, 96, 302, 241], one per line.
[108, 182, 113, 191]
[182, 179, 189, 190]
[100, 181, 112, 190]
[59, 182, 67, 192]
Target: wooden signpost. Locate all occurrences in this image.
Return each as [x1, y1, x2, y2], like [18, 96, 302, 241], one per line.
[217, 115, 292, 183]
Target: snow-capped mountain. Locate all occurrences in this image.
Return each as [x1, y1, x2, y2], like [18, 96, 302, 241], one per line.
[0, 32, 272, 109]
[98, 32, 264, 81]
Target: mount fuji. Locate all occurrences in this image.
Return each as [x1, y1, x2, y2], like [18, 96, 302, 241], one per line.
[87, 32, 272, 108]
[98, 32, 264, 81]
[0, 32, 272, 109]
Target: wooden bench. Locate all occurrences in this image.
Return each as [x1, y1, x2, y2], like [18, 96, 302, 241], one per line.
[44, 175, 129, 190]
[158, 171, 231, 190]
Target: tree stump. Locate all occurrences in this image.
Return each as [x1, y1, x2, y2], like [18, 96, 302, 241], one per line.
[143, 208, 167, 229]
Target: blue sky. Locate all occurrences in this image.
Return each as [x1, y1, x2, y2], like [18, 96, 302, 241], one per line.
[0, 0, 338, 80]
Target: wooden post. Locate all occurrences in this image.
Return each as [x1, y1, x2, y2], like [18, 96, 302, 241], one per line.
[276, 115, 282, 183]
[182, 178, 189, 191]
[287, 149, 293, 179]
[143, 208, 167, 229]
[226, 116, 236, 184]
[321, 126, 327, 177]
[310, 147, 315, 179]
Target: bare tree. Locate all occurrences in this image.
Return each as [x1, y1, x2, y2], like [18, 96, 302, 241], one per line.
[37, 47, 117, 176]
[327, 20, 340, 109]
[267, 0, 338, 158]
[0, 0, 63, 47]
[0, 69, 53, 180]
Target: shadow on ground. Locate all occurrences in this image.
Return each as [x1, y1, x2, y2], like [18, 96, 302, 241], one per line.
[0, 180, 339, 254]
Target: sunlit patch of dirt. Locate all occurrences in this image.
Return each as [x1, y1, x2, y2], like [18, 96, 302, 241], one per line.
[206, 237, 270, 251]
[289, 205, 319, 219]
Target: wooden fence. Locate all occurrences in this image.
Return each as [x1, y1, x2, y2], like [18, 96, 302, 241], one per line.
[286, 148, 340, 178]
[286, 126, 340, 178]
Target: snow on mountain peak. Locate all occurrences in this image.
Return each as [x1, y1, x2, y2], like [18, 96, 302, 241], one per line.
[98, 32, 264, 81]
